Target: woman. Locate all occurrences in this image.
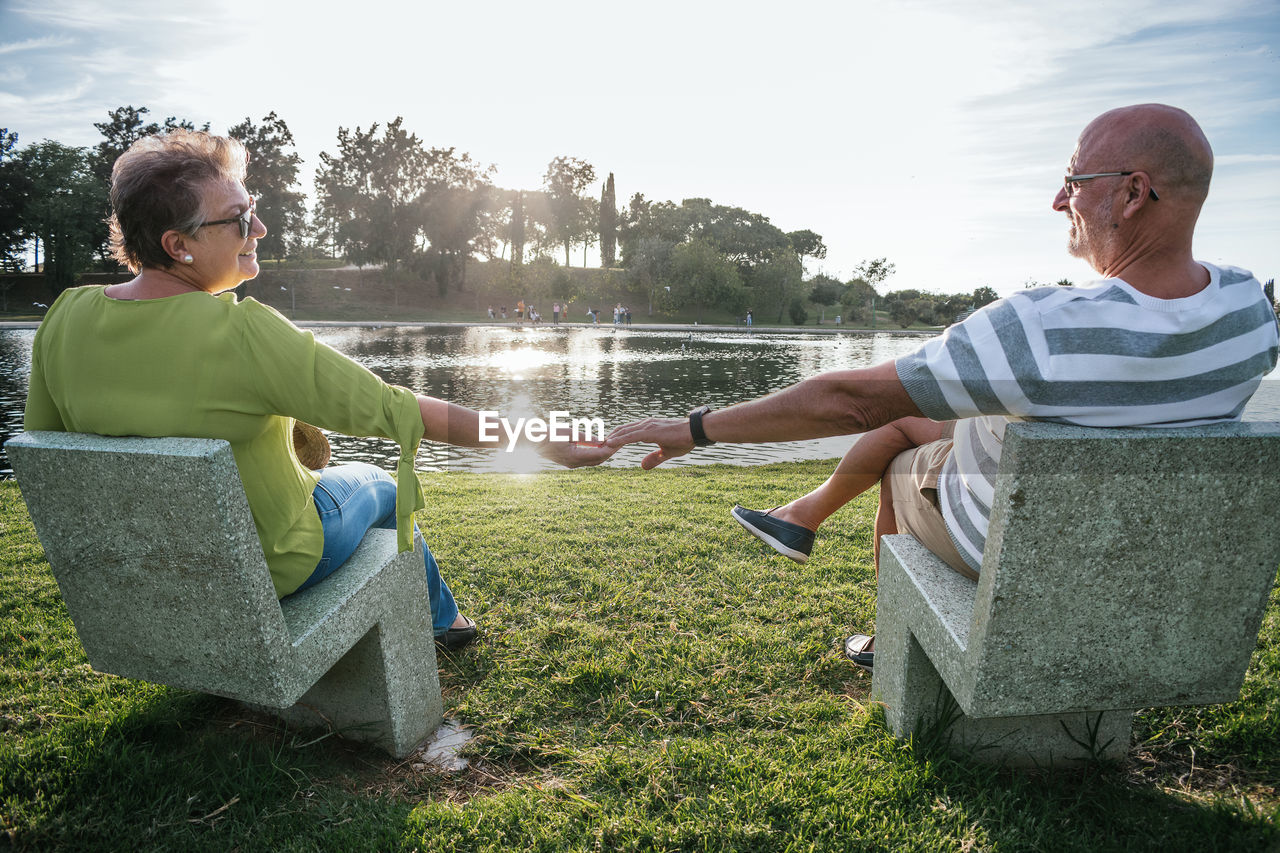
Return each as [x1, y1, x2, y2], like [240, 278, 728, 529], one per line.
[23, 130, 612, 650]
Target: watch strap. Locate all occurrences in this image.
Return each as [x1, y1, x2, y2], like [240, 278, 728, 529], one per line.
[689, 405, 716, 447]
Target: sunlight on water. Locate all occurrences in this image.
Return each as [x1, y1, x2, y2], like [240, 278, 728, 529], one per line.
[478, 347, 560, 377]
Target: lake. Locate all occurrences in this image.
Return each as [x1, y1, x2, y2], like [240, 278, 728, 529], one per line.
[2, 323, 1277, 476]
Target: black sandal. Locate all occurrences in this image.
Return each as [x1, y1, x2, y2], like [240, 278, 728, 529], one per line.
[436, 615, 478, 651]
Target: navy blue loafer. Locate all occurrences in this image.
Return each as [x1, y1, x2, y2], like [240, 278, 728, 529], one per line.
[731, 505, 815, 564]
[845, 633, 874, 672]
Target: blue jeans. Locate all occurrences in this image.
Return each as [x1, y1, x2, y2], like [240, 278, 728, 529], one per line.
[292, 462, 459, 636]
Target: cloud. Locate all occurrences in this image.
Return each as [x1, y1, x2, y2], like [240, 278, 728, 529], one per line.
[0, 36, 74, 55]
[1217, 153, 1280, 165]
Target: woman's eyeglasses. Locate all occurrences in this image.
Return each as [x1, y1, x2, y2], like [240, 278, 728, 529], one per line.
[199, 201, 256, 238]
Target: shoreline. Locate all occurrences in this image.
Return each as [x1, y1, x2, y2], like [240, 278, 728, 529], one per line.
[0, 318, 941, 335]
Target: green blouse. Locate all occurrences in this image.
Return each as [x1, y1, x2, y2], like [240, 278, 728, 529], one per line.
[23, 286, 426, 597]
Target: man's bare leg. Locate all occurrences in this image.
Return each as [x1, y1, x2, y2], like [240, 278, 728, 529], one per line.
[769, 417, 949, 541]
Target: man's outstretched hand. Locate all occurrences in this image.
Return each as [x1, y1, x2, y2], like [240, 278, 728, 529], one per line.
[605, 417, 696, 470]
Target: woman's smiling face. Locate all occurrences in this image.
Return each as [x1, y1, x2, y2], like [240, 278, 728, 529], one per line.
[186, 180, 266, 292]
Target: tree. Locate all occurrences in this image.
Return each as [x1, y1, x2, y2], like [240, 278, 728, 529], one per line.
[92, 106, 156, 187]
[788, 298, 808, 325]
[932, 293, 971, 326]
[627, 235, 676, 316]
[517, 190, 553, 261]
[751, 246, 804, 323]
[619, 193, 685, 266]
[92, 105, 209, 187]
[228, 112, 307, 262]
[908, 297, 935, 327]
[599, 172, 617, 268]
[806, 273, 843, 323]
[314, 118, 429, 269]
[840, 277, 879, 324]
[971, 285, 999, 307]
[542, 156, 596, 267]
[669, 239, 743, 323]
[579, 195, 599, 267]
[680, 197, 792, 276]
[413, 147, 496, 293]
[621, 195, 791, 284]
[787, 229, 826, 273]
[0, 129, 29, 272]
[852, 257, 896, 291]
[18, 141, 102, 294]
[508, 190, 526, 271]
[881, 292, 918, 328]
[808, 273, 843, 306]
[886, 301, 917, 328]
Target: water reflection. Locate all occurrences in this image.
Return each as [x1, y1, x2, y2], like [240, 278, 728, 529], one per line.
[361, 325, 938, 472]
[2, 324, 1277, 476]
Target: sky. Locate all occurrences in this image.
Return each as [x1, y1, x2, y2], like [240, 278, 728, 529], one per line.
[1, 0, 1277, 297]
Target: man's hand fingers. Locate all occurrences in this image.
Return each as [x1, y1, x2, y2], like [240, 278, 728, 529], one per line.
[641, 448, 667, 470]
[640, 444, 690, 470]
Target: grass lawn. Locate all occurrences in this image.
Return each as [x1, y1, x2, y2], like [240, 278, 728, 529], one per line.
[2, 461, 1277, 851]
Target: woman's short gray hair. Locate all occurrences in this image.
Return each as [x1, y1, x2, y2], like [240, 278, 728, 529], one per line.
[107, 130, 248, 272]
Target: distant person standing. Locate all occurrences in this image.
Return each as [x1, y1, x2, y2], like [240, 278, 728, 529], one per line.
[487, 305, 495, 320]
[553, 302, 561, 325]
[624, 306, 632, 325]
[500, 305, 507, 319]
[746, 309, 753, 327]
[516, 299, 526, 325]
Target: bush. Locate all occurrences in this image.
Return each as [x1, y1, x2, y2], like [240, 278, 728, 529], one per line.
[788, 298, 808, 325]
[889, 301, 917, 328]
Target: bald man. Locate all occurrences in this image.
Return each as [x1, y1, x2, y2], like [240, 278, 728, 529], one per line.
[606, 104, 1280, 670]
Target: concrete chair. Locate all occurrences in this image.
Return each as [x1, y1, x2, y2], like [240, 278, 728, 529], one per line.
[872, 421, 1280, 767]
[6, 430, 443, 758]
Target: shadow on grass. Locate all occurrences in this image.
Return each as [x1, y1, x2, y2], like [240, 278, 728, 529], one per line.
[2, 687, 420, 851]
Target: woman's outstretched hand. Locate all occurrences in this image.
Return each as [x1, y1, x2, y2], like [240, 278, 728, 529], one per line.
[535, 438, 618, 469]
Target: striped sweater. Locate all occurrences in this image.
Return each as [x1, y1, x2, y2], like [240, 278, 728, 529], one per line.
[895, 262, 1279, 572]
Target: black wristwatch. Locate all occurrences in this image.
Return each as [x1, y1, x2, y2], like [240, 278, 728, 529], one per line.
[688, 405, 716, 447]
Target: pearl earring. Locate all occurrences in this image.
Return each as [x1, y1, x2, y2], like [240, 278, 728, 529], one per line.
[183, 254, 194, 264]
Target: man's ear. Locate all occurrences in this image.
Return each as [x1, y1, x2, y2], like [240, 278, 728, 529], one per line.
[1121, 172, 1155, 219]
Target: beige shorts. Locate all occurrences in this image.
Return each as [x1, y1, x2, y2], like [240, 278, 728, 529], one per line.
[883, 422, 977, 580]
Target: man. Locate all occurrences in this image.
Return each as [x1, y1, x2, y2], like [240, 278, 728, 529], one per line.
[605, 104, 1279, 670]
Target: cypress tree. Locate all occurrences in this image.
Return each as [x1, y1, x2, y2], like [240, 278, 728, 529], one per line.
[599, 173, 616, 268]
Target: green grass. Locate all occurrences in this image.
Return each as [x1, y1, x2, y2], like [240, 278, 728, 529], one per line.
[2, 463, 1277, 851]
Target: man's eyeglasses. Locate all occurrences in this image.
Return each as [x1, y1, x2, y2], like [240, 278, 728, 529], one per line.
[1063, 172, 1159, 201]
[199, 201, 256, 238]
